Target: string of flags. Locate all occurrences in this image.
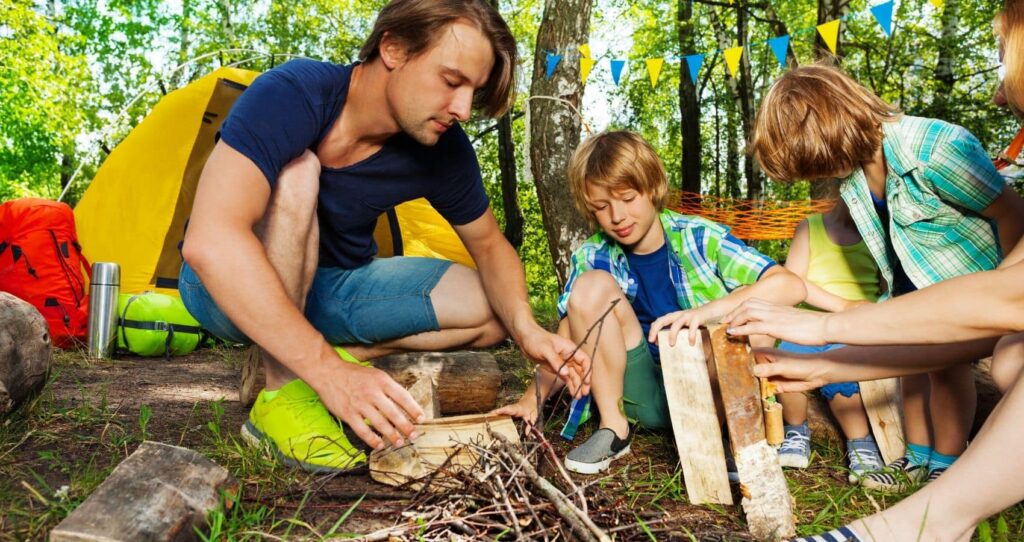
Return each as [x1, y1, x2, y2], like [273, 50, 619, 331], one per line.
[544, 0, 945, 87]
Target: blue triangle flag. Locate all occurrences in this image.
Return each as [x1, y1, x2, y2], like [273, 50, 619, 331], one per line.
[609, 59, 626, 85]
[767, 35, 791, 69]
[545, 53, 562, 80]
[871, 1, 894, 37]
[684, 54, 704, 85]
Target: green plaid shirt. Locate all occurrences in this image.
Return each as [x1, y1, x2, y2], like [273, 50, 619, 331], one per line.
[556, 209, 775, 439]
[841, 116, 1005, 298]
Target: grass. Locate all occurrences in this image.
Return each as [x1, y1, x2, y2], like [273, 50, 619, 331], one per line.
[1, 345, 1023, 540]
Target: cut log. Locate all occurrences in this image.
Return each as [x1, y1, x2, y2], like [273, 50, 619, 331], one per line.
[0, 292, 51, 415]
[859, 378, 905, 464]
[370, 414, 520, 489]
[239, 351, 501, 414]
[372, 351, 501, 415]
[657, 330, 732, 505]
[50, 441, 238, 542]
[708, 325, 795, 541]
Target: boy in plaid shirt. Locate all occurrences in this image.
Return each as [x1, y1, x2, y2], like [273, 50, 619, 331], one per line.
[751, 63, 1024, 489]
[497, 131, 805, 474]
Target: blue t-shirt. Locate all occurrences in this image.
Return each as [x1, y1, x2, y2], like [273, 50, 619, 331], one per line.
[870, 192, 917, 295]
[218, 59, 489, 269]
[624, 242, 685, 363]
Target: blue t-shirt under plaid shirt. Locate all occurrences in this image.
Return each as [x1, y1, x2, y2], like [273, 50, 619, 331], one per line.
[557, 209, 776, 439]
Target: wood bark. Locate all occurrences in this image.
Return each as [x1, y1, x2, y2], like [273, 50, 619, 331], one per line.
[927, 0, 960, 120]
[529, 0, 594, 287]
[372, 351, 502, 415]
[497, 112, 524, 249]
[0, 293, 51, 415]
[678, 0, 702, 195]
[50, 441, 238, 542]
[735, 2, 762, 200]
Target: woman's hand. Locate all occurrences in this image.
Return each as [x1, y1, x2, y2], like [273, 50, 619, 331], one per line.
[722, 298, 831, 346]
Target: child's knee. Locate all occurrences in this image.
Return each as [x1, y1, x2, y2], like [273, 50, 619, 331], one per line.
[567, 270, 620, 313]
[992, 333, 1024, 394]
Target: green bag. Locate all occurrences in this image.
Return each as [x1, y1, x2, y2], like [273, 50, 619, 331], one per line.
[117, 292, 204, 357]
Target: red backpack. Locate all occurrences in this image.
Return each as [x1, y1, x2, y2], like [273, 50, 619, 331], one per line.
[0, 198, 91, 348]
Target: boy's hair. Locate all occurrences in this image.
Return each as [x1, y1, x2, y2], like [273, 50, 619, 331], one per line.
[997, 1, 1024, 116]
[751, 63, 901, 182]
[359, 0, 518, 118]
[568, 131, 669, 224]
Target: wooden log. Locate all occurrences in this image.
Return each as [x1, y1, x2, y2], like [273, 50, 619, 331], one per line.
[708, 325, 795, 541]
[859, 378, 905, 464]
[0, 292, 51, 415]
[407, 376, 441, 420]
[370, 414, 520, 489]
[50, 441, 238, 542]
[372, 351, 501, 415]
[657, 330, 732, 505]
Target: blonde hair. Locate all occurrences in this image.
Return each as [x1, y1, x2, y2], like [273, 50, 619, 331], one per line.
[997, 2, 1024, 117]
[751, 63, 901, 182]
[567, 131, 668, 225]
[359, 0, 517, 118]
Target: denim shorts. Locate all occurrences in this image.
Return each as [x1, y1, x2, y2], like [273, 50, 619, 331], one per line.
[179, 257, 453, 345]
[776, 341, 860, 401]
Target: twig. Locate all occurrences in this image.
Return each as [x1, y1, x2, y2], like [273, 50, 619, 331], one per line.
[491, 432, 611, 542]
[528, 424, 588, 514]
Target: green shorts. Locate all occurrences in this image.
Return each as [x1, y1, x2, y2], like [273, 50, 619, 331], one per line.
[622, 340, 670, 429]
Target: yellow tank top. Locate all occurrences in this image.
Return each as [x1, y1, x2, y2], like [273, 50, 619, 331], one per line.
[804, 214, 881, 303]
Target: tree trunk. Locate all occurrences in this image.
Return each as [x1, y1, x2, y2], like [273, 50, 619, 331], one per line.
[811, 0, 849, 201]
[736, 2, 762, 200]
[678, 0, 702, 195]
[497, 113, 524, 249]
[529, 0, 594, 287]
[711, 11, 742, 199]
[929, 0, 960, 119]
[175, 0, 192, 89]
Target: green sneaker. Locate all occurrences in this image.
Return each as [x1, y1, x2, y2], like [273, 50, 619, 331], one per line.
[241, 378, 366, 473]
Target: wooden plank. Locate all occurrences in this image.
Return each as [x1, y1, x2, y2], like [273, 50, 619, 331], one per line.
[859, 377, 905, 465]
[408, 376, 441, 420]
[708, 325, 795, 541]
[51, 441, 237, 542]
[657, 330, 732, 505]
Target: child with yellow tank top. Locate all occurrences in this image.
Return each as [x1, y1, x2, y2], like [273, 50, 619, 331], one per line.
[775, 200, 886, 483]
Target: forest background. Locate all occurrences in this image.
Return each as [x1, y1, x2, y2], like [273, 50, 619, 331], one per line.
[1, 0, 1015, 316]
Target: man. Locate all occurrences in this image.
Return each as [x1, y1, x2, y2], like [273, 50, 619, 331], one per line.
[181, 0, 590, 473]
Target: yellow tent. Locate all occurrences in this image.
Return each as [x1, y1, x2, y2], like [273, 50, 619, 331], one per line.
[75, 67, 473, 296]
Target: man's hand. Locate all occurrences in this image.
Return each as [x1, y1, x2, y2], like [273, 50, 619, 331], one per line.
[493, 396, 540, 427]
[722, 298, 830, 346]
[648, 305, 718, 347]
[749, 347, 833, 393]
[518, 326, 591, 399]
[315, 349, 426, 450]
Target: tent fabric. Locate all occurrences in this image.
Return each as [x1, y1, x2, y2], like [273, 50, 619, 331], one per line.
[75, 67, 473, 297]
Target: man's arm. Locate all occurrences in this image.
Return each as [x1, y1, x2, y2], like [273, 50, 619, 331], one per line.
[724, 259, 1024, 347]
[183, 142, 422, 449]
[454, 210, 591, 397]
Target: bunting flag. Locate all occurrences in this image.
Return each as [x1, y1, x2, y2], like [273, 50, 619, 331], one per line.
[646, 58, 664, 87]
[609, 59, 626, 85]
[580, 56, 596, 83]
[929, 0, 944, 8]
[767, 35, 791, 68]
[724, 46, 744, 77]
[871, 1, 894, 37]
[817, 19, 841, 55]
[545, 53, 561, 80]
[685, 54, 704, 85]
[579, 44, 592, 59]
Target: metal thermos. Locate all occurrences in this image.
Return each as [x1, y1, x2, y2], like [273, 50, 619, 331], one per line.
[87, 262, 120, 359]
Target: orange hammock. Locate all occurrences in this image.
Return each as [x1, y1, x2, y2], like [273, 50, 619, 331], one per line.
[668, 191, 837, 241]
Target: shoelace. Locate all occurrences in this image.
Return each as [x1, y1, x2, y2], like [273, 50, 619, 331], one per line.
[848, 448, 882, 469]
[779, 431, 810, 453]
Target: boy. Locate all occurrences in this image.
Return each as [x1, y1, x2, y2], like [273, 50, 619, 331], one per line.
[497, 131, 805, 474]
[774, 200, 885, 483]
[751, 63, 1024, 489]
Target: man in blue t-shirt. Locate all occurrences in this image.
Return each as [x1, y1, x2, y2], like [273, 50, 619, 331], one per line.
[180, 0, 590, 473]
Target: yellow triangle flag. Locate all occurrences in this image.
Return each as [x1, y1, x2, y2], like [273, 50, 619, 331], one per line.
[817, 20, 841, 55]
[579, 44, 592, 59]
[929, 0, 944, 8]
[645, 58, 664, 87]
[580, 57, 595, 83]
[724, 47, 744, 77]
